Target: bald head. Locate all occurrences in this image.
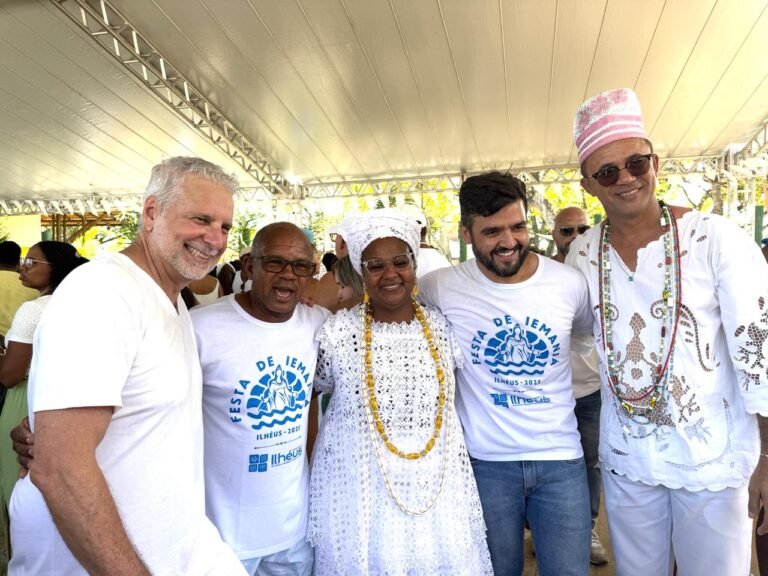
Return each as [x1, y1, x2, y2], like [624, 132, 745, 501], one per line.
[552, 207, 590, 262]
[251, 222, 313, 259]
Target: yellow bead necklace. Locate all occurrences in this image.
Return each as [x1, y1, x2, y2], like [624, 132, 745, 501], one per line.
[363, 298, 446, 459]
[360, 296, 451, 515]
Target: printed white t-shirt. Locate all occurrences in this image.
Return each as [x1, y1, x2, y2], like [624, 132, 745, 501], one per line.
[419, 255, 593, 461]
[8, 253, 245, 576]
[192, 295, 329, 559]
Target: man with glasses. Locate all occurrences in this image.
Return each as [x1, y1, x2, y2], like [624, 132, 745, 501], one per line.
[567, 87, 768, 574]
[419, 171, 594, 576]
[191, 222, 329, 575]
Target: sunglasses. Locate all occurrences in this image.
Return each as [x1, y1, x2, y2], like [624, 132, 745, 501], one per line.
[255, 256, 316, 277]
[556, 225, 591, 237]
[361, 253, 413, 275]
[591, 153, 654, 187]
[20, 257, 50, 267]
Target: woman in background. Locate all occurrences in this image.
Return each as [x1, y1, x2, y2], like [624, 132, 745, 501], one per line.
[0, 241, 87, 511]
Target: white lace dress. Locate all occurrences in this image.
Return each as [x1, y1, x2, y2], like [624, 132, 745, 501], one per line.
[308, 304, 493, 576]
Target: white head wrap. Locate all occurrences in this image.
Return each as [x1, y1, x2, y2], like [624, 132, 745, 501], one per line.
[344, 208, 421, 275]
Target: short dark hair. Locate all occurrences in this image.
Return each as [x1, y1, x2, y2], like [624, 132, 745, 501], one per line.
[35, 241, 88, 291]
[459, 171, 528, 227]
[321, 252, 338, 273]
[0, 241, 21, 266]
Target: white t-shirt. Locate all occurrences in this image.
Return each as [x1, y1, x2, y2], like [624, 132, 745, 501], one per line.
[570, 334, 601, 399]
[417, 246, 451, 278]
[192, 296, 329, 559]
[419, 255, 592, 461]
[9, 253, 245, 576]
[568, 211, 768, 490]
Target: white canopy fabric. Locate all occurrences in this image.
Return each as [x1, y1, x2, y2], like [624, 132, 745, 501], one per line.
[0, 0, 766, 212]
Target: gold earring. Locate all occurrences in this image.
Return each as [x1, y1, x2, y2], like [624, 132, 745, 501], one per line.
[412, 283, 419, 298]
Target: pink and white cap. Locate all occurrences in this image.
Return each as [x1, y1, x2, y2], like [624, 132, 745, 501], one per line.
[573, 88, 648, 164]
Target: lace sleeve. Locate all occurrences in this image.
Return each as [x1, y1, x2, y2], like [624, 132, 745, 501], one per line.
[7, 297, 47, 344]
[313, 318, 336, 394]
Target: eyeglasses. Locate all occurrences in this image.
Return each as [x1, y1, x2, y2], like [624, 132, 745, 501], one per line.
[361, 253, 413, 275]
[591, 153, 654, 187]
[556, 225, 591, 237]
[255, 256, 316, 277]
[20, 257, 50, 267]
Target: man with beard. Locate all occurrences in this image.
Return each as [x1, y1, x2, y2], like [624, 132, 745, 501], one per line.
[419, 171, 594, 576]
[9, 157, 247, 575]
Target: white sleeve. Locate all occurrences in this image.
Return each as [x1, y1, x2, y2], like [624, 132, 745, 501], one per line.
[7, 299, 45, 344]
[313, 318, 336, 394]
[715, 219, 768, 412]
[571, 272, 594, 335]
[29, 266, 142, 414]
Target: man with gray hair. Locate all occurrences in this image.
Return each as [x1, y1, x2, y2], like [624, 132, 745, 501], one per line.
[9, 157, 247, 575]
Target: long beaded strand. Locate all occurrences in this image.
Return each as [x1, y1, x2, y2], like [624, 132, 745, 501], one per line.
[598, 202, 682, 418]
[363, 299, 447, 459]
[358, 299, 451, 515]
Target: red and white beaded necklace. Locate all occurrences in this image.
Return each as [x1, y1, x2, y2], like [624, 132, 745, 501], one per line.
[597, 202, 683, 419]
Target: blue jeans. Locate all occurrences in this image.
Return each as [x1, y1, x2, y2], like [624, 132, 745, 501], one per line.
[574, 389, 601, 527]
[471, 458, 590, 576]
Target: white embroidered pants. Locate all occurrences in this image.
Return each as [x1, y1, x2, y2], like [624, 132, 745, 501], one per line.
[602, 466, 752, 576]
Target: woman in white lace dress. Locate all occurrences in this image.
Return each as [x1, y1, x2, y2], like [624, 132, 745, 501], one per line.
[308, 209, 492, 576]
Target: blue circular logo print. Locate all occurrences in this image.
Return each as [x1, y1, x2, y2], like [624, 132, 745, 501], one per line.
[484, 323, 549, 376]
[246, 365, 308, 429]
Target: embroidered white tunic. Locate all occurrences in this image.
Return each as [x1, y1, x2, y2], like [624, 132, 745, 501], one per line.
[308, 305, 492, 576]
[568, 211, 768, 491]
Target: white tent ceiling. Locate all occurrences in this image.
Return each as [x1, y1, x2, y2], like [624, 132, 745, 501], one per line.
[0, 0, 767, 214]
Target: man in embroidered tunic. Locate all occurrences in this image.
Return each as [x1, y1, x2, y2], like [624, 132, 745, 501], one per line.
[567, 87, 768, 575]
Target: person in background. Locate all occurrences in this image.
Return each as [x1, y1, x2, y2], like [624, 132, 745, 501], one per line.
[188, 267, 221, 306]
[0, 241, 37, 340]
[321, 253, 338, 274]
[551, 207, 608, 565]
[0, 242, 86, 572]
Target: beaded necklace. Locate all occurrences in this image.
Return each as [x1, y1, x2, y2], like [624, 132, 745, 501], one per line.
[363, 299, 447, 459]
[597, 202, 682, 419]
[359, 297, 450, 515]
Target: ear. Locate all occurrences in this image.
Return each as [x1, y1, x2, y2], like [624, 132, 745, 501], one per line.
[143, 196, 159, 232]
[460, 222, 472, 245]
[652, 153, 660, 173]
[243, 255, 253, 280]
[580, 177, 595, 197]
